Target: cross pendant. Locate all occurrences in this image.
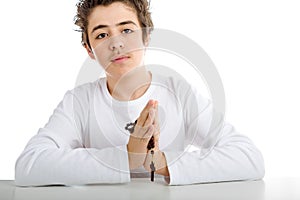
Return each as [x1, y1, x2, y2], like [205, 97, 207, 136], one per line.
[150, 150, 155, 182]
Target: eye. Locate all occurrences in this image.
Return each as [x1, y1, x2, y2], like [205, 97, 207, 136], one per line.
[122, 29, 133, 34]
[96, 33, 108, 39]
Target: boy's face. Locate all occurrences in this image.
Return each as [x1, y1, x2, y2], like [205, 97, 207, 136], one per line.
[87, 2, 146, 78]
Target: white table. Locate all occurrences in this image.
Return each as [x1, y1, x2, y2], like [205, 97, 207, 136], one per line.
[0, 178, 299, 200]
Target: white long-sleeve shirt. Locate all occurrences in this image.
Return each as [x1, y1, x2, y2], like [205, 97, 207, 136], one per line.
[15, 72, 265, 186]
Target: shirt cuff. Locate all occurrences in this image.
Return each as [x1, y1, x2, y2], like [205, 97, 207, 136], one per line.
[162, 151, 182, 185]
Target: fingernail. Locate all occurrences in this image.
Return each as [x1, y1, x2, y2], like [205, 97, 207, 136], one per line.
[149, 100, 154, 106]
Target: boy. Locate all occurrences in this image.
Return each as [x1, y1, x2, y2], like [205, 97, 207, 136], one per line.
[15, 0, 264, 186]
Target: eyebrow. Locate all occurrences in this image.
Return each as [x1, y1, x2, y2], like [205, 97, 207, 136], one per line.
[91, 20, 138, 34]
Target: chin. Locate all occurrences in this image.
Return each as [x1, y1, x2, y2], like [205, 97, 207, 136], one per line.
[108, 66, 136, 78]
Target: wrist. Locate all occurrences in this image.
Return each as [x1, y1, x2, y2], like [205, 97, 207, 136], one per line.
[155, 151, 169, 176]
[127, 145, 146, 170]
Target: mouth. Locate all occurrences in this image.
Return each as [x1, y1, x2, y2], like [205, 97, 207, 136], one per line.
[111, 55, 130, 63]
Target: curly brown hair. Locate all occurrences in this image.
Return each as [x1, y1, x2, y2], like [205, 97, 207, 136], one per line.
[74, 0, 154, 49]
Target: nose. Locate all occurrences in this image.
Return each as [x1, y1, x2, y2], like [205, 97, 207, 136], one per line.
[109, 37, 124, 51]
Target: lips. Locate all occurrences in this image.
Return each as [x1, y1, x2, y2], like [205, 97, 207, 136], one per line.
[111, 55, 130, 62]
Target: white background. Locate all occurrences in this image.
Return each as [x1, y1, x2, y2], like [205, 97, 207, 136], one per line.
[0, 0, 299, 180]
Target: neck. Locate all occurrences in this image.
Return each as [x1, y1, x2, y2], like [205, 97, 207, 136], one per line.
[106, 66, 152, 101]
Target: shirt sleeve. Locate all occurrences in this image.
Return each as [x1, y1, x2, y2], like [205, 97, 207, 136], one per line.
[15, 90, 130, 186]
[163, 82, 265, 185]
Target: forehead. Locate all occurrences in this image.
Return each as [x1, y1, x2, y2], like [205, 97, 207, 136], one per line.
[87, 2, 140, 31]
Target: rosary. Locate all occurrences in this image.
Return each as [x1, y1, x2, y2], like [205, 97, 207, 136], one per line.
[125, 120, 156, 182]
[147, 135, 155, 182]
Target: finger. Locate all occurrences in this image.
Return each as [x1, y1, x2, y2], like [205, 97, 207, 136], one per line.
[141, 124, 154, 142]
[136, 100, 155, 127]
[153, 101, 159, 126]
[153, 129, 160, 149]
[132, 124, 146, 139]
[143, 108, 155, 128]
[153, 101, 160, 141]
[134, 102, 154, 139]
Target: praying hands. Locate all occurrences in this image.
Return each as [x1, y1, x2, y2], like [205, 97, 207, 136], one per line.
[126, 100, 169, 179]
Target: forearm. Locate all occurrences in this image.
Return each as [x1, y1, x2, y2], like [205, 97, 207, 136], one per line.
[15, 135, 130, 186]
[163, 139, 265, 185]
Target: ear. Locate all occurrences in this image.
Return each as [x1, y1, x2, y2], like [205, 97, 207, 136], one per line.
[84, 43, 95, 60]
